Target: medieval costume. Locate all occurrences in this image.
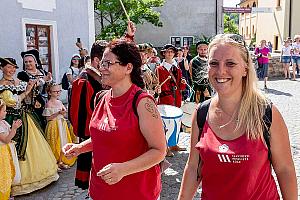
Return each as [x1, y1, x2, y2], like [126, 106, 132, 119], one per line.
[17, 49, 51, 130]
[69, 66, 103, 189]
[0, 57, 58, 196]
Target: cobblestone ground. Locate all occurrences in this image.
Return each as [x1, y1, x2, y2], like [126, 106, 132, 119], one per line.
[15, 78, 300, 200]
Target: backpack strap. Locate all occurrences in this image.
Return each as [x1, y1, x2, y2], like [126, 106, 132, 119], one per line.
[196, 99, 211, 181]
[263, 103, 272, 162]
[132, 90, 144, 118]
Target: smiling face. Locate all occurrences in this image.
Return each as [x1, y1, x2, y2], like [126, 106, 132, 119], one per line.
[24, 56, 37, 71]
[100, 49, 129, 87]
[208, 43, 247, 98]
[1, 63, 17, 78]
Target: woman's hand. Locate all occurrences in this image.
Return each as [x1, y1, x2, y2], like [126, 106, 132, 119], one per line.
[12, 119, 22, 130]
[62, 143, 81, 159]
[25, 79, 38, 95]
[154, 85, 161, 94]
[181, 78, 187, 85]
[44, 72, 52, 82]
[97, 163, 126, 185]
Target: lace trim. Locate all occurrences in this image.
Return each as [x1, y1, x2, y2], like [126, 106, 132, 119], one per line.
[0, 81, 27, 92]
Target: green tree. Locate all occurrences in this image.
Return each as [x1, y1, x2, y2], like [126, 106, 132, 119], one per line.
[94, 0, 165, 40]
[224, 13, 239, 34]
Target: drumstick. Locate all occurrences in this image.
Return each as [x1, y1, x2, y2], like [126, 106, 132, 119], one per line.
[159, 76, 171, 87]
[119, 0, 130, 21]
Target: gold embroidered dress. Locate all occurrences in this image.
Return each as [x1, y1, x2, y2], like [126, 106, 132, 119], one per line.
[43, 107, 76, 166]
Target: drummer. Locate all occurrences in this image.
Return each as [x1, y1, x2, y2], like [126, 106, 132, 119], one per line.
[156, 44, 187, 153]
[137, 43, 159, 97]
[190, 40, 212, 103]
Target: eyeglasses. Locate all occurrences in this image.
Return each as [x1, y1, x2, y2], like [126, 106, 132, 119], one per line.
[72, 58, 81, 61]
[100, 60, 122, 69]
[213, 34, 249, 62]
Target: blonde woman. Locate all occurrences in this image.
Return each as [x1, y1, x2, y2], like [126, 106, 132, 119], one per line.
[178, 34, 297, 199]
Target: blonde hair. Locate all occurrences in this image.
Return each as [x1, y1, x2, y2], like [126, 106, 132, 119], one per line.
[208, 34, 270, 140]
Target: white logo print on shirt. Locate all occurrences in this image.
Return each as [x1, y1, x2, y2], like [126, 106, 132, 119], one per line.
[217, 144, 250, 164]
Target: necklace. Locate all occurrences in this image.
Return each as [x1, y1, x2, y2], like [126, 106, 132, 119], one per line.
[210, 106, 239, 129]
[2, 77, 15, 84]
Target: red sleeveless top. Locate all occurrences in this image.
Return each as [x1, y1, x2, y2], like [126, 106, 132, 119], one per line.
[89, 84, 161, 200]
[196, 121, 279, 200]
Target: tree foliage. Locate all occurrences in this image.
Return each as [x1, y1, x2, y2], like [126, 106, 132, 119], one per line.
[224, 13, 239, 34]
[94, 0, 165, 40]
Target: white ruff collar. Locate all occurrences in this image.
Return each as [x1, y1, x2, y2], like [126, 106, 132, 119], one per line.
[162, 59, 177, 71]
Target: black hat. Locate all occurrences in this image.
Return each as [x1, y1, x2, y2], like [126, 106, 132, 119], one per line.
[196, 40, 209, 48]
[21, 49, 42, 70]
[161, 44, 177, 52]
[0, 57, 18, 68]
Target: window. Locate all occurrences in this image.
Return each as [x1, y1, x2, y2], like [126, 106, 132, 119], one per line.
[246, 26, 249, 37]
[274, 36, 279, 50]
[252, 25, 255, 35]
[252, 2, 256, 7]
[26, 24, 52, 72]
[242, 27, 244, 36]
[170, 36, 194, 47]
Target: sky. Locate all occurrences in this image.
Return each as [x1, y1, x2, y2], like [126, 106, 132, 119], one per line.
[223, 0, 241, 7]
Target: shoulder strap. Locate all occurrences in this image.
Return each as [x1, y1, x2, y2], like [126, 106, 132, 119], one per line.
[93, 90, 109, 110]
[70, 67, 74, 75]
[132, 90, 144, 118]
[196, 98, 211, 181]
[263, 103, 272, 162]
[197, 99, 211, 140]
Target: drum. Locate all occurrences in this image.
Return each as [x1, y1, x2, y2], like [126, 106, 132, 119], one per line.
[181, 102, 198, 133]
[157, 105, 183, 147]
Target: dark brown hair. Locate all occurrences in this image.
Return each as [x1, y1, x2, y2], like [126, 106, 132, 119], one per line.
[107, 39, 145, 89]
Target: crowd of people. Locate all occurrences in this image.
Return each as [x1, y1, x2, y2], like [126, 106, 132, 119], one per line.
[0, 21, 298, 199]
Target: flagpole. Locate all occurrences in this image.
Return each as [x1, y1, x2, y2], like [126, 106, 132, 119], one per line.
[119, 0, 130, 21]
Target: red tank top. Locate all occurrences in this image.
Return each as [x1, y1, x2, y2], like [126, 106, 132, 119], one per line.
[89, 84, 161, 200]
[196, 121, 279, 200]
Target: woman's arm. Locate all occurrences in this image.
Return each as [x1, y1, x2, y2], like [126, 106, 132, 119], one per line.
[178, 110, 202, 200]
[123, 97, 166, 173]
[97, 97, 166, 185]
[0, 120, 22, 144]
[270, 105, 297, 199]
[63, 138, 93, 159]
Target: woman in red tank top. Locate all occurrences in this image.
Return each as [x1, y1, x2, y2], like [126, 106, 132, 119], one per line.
[178, 34, 297, 199]
[63, 39, 166, 200]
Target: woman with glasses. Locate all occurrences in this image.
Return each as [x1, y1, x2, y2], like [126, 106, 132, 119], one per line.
[0, 57, 59, 196]
[178, 34, 297, 199]
[63, 39, 166, 200]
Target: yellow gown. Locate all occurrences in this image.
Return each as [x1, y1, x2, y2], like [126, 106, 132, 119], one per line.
[43, 107, 76, 166]
[0, 87, 59, 196]
[0, 143, 15, 200]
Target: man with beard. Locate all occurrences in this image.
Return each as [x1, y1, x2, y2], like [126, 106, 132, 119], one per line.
[190, 40, 212, 103]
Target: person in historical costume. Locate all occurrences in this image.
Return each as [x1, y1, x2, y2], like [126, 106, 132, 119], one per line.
[156, 44, 187, 154]
[156, 44, 186, 107]
[68, 40, 106, 189]
[43, 83, 76, 171]
[0, 99, 22, 200]
[0, 57, 58, 196]
[137, 43, 159, 97]
[17, 49, 52, 130]
[190, 40, 212, 103]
